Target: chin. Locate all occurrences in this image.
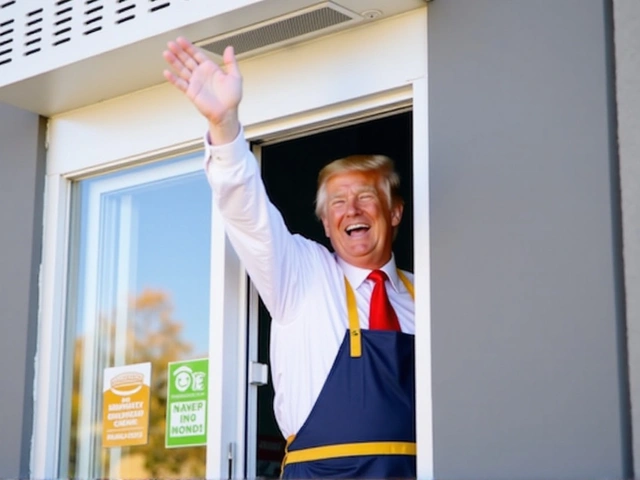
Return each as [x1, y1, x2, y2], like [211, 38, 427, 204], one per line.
[343, 248, 373, 260]
[344, 255, 378, 269]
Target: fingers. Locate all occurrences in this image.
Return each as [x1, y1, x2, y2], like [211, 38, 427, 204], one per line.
[177, 37, 212, 69]
[162, 69, 189, 93]
[163, 48, 191, 84]
[172, 37, 201, 73]
[164, 37, 239, 76]
[164, 44, 198, 81]
[162, 37, 241, 98]
[223, 45, 241, 77]
[162, 50, 186, 80]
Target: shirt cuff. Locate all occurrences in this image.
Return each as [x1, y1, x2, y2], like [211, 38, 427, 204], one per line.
[203, 126, 249, 167]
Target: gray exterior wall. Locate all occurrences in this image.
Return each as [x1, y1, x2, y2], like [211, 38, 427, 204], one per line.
[0, 102, 46, 477]
[614, 0, 640, 474]
[428, 0, 631, 479]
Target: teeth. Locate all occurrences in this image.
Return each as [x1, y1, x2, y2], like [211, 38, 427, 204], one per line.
[346, 224, 369, 235]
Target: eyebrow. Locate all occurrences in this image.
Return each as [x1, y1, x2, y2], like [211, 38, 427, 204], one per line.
[330, 184, 377, 195]
[328, 192, 346, 199]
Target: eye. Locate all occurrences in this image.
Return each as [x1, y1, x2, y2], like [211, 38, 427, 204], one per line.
[358, 192, 375, 202]
[330, 198, 346, 208]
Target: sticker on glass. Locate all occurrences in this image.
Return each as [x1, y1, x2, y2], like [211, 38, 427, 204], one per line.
[102, 362, 151, 448]
[166, 358, 208, 448]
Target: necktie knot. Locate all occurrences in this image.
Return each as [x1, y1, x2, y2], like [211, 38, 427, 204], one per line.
[367, 270, 400, 331]
[367, 269, 388, 285]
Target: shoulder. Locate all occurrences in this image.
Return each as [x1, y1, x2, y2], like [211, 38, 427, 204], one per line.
[290, 234, 334, 263]
[283, 234, 344, 294]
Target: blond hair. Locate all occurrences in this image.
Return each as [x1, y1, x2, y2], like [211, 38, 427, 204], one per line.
[314, 154, 403, 219]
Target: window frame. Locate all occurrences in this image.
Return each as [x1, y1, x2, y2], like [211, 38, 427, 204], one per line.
[32, 8, 431, 479]
[242, 81, 432, 478]
[64, 154, 208, 478]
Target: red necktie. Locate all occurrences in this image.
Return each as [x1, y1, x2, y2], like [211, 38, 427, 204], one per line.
[368, 270, 401, 331]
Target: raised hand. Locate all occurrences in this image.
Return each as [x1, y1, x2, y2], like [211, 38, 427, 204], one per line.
[163, 37, 242, 144]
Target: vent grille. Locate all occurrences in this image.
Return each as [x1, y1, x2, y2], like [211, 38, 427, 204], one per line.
[0, 0, 176, 71]
[149, 0, 170, 13]
[25, 7, 44, 56]
[53, 0, 73, 47]
[199, 2, 361, 58]
[83, 0, 104, 36]
[115, 0, 137, 25]
[0, 16, 13, 65]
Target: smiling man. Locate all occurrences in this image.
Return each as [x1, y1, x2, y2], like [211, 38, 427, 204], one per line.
[163, 38, 416, 479]
[317, 157, 404, 269]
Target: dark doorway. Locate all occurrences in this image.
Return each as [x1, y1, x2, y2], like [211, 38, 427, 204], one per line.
[252, 111, 413, 477]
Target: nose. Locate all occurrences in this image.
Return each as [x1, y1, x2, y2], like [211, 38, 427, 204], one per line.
[345, 195, 360, 215]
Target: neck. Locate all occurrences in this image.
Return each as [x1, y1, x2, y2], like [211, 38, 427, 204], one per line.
[338, 254, 394, 271]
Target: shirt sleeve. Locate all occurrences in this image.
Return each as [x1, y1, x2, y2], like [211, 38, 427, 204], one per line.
[203, 128, 314, 322]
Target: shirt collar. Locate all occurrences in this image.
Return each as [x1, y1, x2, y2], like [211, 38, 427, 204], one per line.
[336, 255, 400, 292]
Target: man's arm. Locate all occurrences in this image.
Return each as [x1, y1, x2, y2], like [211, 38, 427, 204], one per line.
[206, 130, 319, 319]
[163, 37, 313, 320]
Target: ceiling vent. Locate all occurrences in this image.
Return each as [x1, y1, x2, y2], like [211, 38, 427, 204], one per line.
[197, 2, 362, 59]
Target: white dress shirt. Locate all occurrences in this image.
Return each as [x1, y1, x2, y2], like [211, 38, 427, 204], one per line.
[204, 129, 415, 439]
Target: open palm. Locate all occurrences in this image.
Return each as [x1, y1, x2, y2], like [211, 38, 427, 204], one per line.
[163, 37, 242, 125]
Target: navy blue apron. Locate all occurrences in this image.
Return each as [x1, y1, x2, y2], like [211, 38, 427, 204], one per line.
[281, 271, 416, 479]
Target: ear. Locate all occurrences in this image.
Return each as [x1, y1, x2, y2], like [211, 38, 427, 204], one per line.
[321, 215, 331, 237]
[390, 203, 403, 228]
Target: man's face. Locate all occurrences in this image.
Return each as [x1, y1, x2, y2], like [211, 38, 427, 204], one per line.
[321, 170, 403, 269]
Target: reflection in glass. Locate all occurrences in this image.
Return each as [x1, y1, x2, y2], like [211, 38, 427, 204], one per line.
[60, 152, 211, 479]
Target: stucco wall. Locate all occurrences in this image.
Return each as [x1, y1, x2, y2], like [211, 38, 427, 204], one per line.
[428, 1, 630, 478]
[613, 0, 640, 475]
[0, 102, 46, 477]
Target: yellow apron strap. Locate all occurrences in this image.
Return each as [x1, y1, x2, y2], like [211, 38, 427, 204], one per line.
[344, 277, 361, 358]
[397, 269, 415, 300]
[284, 440, 417, 465]
[345, 270, 414, 358]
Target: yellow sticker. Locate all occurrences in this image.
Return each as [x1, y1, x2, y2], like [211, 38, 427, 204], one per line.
[102, 362, 151, 448]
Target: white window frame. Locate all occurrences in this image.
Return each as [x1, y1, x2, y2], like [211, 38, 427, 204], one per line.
[242, 81, 432, 479]
[68, 155, 206, 478]
[33, 146, 214, 478]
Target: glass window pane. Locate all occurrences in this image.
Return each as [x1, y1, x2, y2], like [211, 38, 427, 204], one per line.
[60, 152, 211, 479]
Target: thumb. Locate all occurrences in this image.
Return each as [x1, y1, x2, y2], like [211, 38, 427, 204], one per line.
[223, 45, 241, 77]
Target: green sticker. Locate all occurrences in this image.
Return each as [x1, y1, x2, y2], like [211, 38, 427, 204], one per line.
[166, 358, 208, 448]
